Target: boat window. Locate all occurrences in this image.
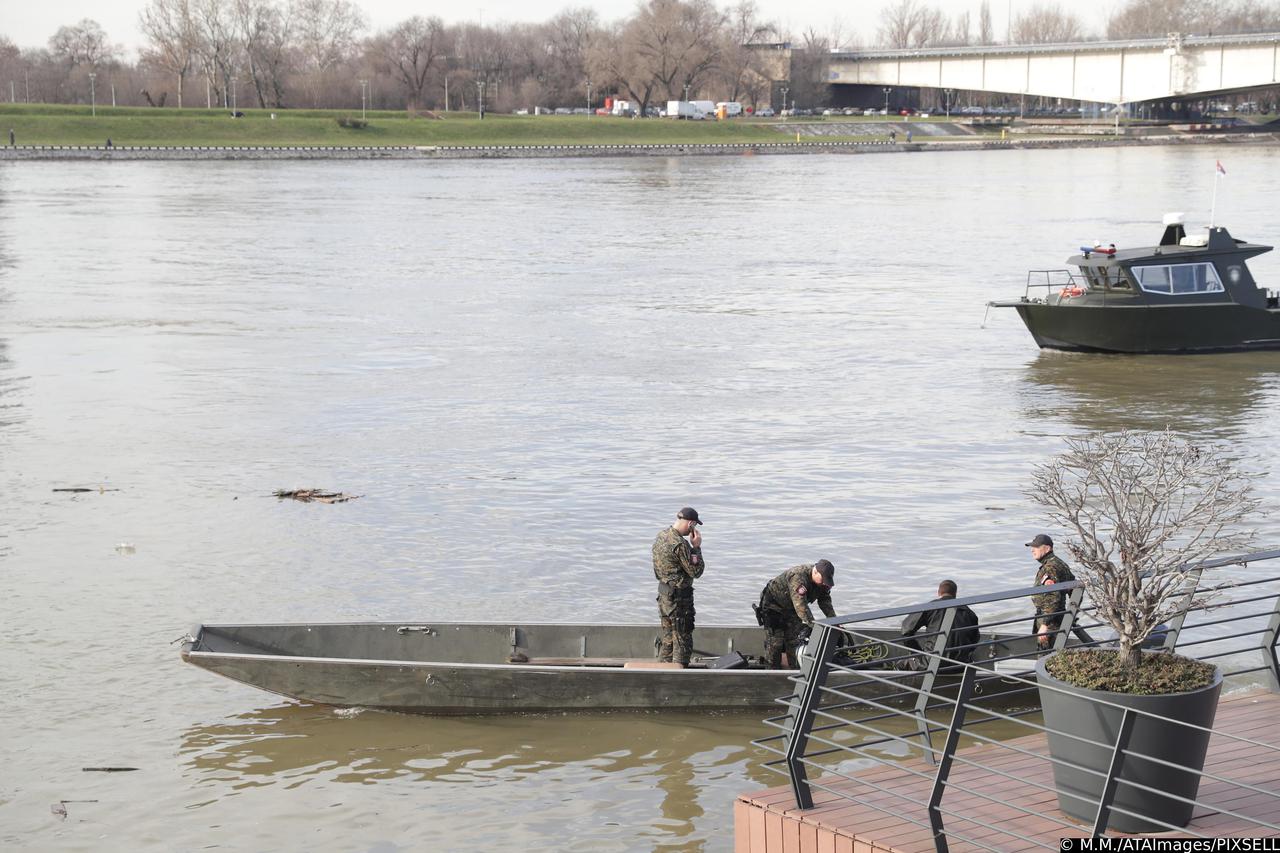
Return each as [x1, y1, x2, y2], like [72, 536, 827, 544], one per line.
[1097, 266, 1130, 290]
[1131, 262, 1224, 295]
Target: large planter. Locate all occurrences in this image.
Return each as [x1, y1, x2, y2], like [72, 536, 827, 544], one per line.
[1035, 652, 1223, 834]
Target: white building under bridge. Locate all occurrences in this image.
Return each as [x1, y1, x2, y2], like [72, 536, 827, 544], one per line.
[826, 32, 1280, 109]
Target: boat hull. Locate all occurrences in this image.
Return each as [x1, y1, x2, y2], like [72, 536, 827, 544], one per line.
[1013, 302, 1280, 353]
[181, 621, 1042, 714]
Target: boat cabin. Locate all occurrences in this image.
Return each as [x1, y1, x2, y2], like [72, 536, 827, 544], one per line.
[1030, 218, 1275, 310]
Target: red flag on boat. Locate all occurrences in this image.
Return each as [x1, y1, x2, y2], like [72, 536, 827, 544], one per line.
[1216, 160, 1227, 176]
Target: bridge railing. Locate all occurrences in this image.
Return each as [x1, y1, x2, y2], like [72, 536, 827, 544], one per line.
[753, 548, 1280, 851]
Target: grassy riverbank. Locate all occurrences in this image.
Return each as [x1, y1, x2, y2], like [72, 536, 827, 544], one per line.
[0, 103, 895, 147]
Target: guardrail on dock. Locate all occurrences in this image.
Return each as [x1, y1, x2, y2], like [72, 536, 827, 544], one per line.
[754, 548, 1280, 850]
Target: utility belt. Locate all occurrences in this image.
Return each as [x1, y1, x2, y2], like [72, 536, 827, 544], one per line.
[753, 591, 785, 630]
[657, 581, 692, 598]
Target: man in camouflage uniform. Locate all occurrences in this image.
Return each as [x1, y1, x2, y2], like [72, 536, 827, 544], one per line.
[652, 507, 705, 666]
[755, 560, 837, 669]
[1027, 534, 1076, 648]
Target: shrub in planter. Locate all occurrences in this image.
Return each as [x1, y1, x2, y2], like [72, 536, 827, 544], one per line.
[1029, 430, 1256, 832]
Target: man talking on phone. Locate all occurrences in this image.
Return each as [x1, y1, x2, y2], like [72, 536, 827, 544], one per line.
[652, 507, 705, 667]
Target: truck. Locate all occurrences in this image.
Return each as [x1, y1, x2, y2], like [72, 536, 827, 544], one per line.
[715, 101, 743, 118]
[665, 100, 703, 119]
[611, 99, 637, 117]
[691, 100, 717, 119]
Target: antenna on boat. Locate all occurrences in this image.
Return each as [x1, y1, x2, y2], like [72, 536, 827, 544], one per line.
[1210, 160, 1227, 228]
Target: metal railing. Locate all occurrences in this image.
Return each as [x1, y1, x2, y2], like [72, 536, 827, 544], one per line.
[754, 548, 1280, 851]
[1023, 269, 1085, 302]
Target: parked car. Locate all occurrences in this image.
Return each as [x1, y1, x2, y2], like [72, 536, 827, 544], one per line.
[756, 107, 775, 117]
[863, 108, 877, 116]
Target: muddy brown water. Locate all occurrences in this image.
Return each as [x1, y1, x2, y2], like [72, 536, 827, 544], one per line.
[2, 146, 1280, 850]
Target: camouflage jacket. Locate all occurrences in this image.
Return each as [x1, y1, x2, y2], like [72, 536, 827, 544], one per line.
[761, 565, 836, 627]
[652, 526, 704, 589]
[1032, 553, 1075, 615]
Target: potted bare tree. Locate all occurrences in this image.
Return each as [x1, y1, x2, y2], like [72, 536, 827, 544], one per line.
[1029, 430, 1256, 833]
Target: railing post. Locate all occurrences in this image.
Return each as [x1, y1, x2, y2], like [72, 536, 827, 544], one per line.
[1053, 585, 1085, 652]
[1162, 567, 1204, 653]
[1091, 708, 1136, 836]
[784, 623, 838, 810]
[914, 607, 958, 767]
[928, 664, 976, 853]
[1261, 588, 1280, 693]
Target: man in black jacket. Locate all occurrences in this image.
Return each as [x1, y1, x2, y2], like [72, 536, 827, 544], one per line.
[896, 580, 980, 671]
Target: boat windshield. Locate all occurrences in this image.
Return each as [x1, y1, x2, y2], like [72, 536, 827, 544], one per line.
[1131, 262, 1224, 295]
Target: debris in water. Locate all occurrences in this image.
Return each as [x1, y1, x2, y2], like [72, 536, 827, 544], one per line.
[273, 489, 361, 504]
[983, 506, 1006, 511]
[81, 767, 138, 772]
[51, 794, 97, 814]
[115, 543, 136, 555]
[52, 486, 120, 493]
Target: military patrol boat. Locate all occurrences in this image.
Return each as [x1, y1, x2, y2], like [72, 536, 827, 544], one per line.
[990, 214, 1278, 353]
[179, 620, 1044, 714]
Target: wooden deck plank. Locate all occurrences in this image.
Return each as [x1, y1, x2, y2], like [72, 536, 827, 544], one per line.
[736, 690, 1280, 851]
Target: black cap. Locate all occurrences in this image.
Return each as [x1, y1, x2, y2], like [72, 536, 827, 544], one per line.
[1025, 534, 1053, 548]
[814, 559, 835, 587]
[677, 507, 702, 526]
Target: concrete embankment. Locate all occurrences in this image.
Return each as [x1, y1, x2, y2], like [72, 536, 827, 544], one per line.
[1, 132, 1276, 161]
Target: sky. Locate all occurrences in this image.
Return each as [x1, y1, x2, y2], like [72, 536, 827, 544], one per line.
[2, 0, 1121, 54]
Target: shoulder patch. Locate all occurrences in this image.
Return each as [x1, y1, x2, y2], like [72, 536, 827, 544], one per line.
[796, 585, 807, 596]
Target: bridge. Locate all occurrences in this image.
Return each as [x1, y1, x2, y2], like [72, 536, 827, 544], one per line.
[828, 32, 1280, 107]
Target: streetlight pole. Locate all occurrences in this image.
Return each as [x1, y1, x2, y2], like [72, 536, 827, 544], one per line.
[478, 80, 486, 119]
[944, 88, 953, 117]
[882, 86, 891, 114]
[781, 86, 788, 113]
[359, 79, 368, 119]
[586, 79, 591, 115]
[683, 83, 690, 102]
[89, 72, 96, 116]
[231, 76, 237, 113]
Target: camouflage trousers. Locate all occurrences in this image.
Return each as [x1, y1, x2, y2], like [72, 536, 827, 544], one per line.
[657, 584, 696, 666]
[763, 612, 809, 669]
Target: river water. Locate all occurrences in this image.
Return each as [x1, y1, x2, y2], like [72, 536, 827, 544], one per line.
[3, 146, 1280, 851]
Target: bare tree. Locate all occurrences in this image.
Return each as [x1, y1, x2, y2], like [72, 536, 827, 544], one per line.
[717, 1, 778, 103]
[291, 0, 364, 105]
[978, 0, 995, 43]
[374, 15, 445, 108]
[48, 19, 119, 71]
[878, 0, 952, 48]
[1011, 3, 1086, 43]
[878, 0, 925, 48]
[139, 0, 198, 107]
[291, 0, 364, 73]
[232, 0, 293, 108]
[1030, 430, 1257, 670]
[192, 0, 236, 108]
[1107, 0, 1280, 38]
[784, 27, 832, 109]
